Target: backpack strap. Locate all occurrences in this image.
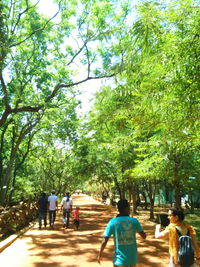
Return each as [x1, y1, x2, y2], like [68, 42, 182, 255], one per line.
[175, 227, 182, 237]
[175, 227, 190, 237]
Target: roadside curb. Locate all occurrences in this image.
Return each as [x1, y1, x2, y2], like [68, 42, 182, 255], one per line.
[0, 221, 36, 253]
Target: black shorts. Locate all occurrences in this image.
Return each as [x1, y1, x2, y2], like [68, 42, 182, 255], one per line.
[73, 219, 80, 228]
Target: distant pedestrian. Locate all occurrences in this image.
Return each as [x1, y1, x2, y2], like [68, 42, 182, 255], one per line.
[60, 192, 73, 228]
[98, 199, 146, 266]
[73, 205, 80, 230]
[38, 192, 48, 230]
[48, 190, 58, 229]
[155, 207, 200, 267]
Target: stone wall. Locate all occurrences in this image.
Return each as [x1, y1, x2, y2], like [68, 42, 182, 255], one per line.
[0, 200, 38, 239]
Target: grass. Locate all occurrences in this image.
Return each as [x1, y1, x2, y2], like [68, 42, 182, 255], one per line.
[185, 211, 200, 242]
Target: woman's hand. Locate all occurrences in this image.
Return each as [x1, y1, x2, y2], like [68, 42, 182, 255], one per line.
[156, 224, 161, 230]
[155, 224, 169, 239]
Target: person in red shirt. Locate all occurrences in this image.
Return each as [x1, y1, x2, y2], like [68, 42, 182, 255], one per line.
[73, 206, 80, 230]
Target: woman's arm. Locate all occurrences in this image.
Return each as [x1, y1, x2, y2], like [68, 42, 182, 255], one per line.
[155, 224, 169, 239]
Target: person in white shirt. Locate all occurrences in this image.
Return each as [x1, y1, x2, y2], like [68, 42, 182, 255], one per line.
[48, 190, 58, 228]
[60, 192, 73, 228]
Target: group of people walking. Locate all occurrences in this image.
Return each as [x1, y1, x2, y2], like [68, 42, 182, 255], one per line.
[38, 190, 80, 230]
[38, 191, 200, 266]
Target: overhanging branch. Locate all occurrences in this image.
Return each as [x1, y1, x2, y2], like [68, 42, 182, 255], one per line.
[45, 73, 115, 102]
[0, 72, 115, 128]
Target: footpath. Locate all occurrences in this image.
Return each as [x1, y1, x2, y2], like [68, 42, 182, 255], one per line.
[0, 194, 169, 267]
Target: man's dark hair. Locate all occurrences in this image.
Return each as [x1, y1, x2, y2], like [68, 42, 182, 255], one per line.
[41, 192, 46, 197]
[170, 208, 185, 221]
[66, 192, 70, 201]
[117, 199, 129, 212]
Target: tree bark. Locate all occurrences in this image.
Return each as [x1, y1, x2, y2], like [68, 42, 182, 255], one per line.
[173, 154, 181, 209]
[131, 181, 138, 215]
[147, 180, 155, 220]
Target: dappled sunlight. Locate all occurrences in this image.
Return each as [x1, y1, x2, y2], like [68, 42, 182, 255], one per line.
[0, 194, 169, 267]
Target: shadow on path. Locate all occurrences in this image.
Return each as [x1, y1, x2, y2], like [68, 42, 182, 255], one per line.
[0, 194, 169, 267]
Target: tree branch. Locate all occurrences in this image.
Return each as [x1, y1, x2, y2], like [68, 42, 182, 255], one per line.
[0, 106, 41, 128]
[0, 71, 10, 108]
[85, 43, 91, 78]
[14, 129, 39, 174]
[45, 73, 115, 102]
[9, 6, 60, 48]
[10, 106, 42, 113]
[67, 40, 88, 66]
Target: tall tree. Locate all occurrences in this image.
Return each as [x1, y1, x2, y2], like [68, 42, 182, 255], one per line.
[0, 0, 131, 204]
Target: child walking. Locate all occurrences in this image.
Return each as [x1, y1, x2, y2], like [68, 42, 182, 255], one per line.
[73, 206, 80, 230]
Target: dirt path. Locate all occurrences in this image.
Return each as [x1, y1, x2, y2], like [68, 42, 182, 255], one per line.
[0, 194, 169, 267]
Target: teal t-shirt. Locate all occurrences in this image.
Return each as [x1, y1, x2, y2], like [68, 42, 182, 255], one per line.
[104, 216, 143, 266]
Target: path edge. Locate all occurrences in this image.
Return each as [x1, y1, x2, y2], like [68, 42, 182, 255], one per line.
[0, 221, 36, 253]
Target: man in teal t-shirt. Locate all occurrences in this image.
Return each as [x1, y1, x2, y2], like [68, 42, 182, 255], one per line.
[98, 199, 146, 267]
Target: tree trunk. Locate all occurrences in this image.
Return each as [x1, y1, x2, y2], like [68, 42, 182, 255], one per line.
[173, 154, 181, 209]
[148, 180, 155, 220]
[0, 155, 16, 205]
[174, 181, 181, 208]
[121, 181, 126, 199]
[113, 176, 122, 198]
[131, 182, 138, 215]
[141, 191, 148, 210]
[128, 186, 131, 203]
[0, 121, 38, 205]
[188, 190, 194, 213]
[149, 197, 155, 220]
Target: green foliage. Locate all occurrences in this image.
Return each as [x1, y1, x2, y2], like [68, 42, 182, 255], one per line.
[0, 0, 199, 207]
[0, 0, 133, 204]
[185, 212, 200, 241]
[82, 0, 200, 205]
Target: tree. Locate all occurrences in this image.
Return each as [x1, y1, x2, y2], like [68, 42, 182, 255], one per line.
[0, 0, 132, 204]
[112, 0, 200, 208]
[82, 0, 200, 209]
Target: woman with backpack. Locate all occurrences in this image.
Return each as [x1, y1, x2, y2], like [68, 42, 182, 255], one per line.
[155, 208, 200, 267]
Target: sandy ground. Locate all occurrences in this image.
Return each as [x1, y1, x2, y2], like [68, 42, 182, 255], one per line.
[0, 194, 169, 267]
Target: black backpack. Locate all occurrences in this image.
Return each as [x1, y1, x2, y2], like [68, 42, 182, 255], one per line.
[176, 227, 195, 267]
